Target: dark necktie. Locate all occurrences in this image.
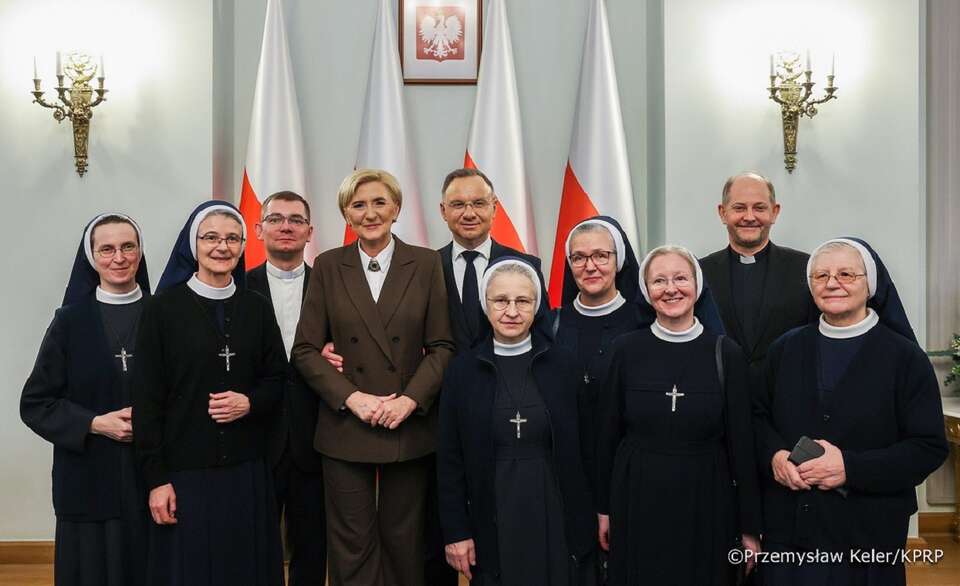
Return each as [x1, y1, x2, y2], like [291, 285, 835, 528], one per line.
[461, 250, 481, 340]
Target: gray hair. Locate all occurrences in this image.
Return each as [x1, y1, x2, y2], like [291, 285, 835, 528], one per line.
[810, 241, 865, 271]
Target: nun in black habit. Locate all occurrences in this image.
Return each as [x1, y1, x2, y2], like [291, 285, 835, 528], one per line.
[596, 244, 761, 586]
[132, 201, 286, 586]
[755, 238, 948, 586]
[21, 213, 151, 586]
[555, 217, 727, 502]
[438, 257, 597, 586]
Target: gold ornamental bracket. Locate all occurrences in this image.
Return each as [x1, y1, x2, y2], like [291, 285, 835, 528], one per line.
[767, 51, 837, 173]
[31, 52, 108, 177]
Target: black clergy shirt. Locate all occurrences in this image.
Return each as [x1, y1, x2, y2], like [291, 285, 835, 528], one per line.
[729, 244, 769, 350]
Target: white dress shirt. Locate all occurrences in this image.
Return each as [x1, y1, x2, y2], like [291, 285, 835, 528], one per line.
[358, 237, 396, 302]
[265, 261, 306, 358]
[451, 237, 492, 300]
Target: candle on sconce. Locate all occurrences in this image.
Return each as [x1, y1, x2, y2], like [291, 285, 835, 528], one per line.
[769, 54, 774, 76]
[99, 55, 105, 78]
[56, 51, 62, 76]
[33, 56, 38, 80]
[805, 49, 811, 71]
[830, 53, 835, 77]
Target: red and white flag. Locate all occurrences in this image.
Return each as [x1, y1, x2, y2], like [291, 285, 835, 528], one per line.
[238, 0, 308, 267]
[547, 0, 637, 307]
[346, 0, 428, 246]
[464, 0, 536, 255]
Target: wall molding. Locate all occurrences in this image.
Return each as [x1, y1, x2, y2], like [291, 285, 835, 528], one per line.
[0, 541, 54, 565]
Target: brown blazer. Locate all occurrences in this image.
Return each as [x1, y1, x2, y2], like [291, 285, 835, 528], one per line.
[292, 237, 455, 463]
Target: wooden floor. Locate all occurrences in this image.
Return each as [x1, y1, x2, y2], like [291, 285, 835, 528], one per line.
[2, 536, 959, 586]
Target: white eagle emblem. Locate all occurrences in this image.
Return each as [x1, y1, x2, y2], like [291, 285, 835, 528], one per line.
[418, 10, 463, 61]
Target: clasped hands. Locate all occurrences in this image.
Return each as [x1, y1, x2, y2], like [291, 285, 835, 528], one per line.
[322, 341, 416, 429]
[771, 439, 846, 491]
[345, 391, 416, 429]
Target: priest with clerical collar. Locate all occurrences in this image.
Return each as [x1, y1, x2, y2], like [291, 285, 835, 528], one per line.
[700, 171, 818, 368]
[133, 200, 286, 585]
[21, 213, 151, 586]
[247, 190, 327, 585]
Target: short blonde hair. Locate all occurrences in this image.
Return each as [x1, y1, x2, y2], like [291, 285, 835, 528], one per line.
[337, 169, 403, 216]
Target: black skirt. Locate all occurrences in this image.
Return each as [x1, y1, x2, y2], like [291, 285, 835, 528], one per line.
[477, 358, 594, 586]
[146, 459, 283, 586]
[608, 436, 738, 586]
[54, 444, 149, 586]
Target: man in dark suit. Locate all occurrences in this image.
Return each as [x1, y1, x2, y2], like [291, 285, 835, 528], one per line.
[247, 190, 326, 586]
[700, 172, 818, 370]
[436, 168, 550, 351]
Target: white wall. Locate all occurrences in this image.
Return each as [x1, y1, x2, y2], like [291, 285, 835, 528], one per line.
[663, 0, 928, 522]
[0, 0, 213, 539]
[663, 0, 924, 338]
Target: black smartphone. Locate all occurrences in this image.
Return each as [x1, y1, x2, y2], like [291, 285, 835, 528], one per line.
[787, 436, 848, 497]
[787, 436, 824, 465]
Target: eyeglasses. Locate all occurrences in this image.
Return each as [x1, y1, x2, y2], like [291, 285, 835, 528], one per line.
[444, 198, 494, 214]
[486, 297, 535, 312]
[197, 233, 245, 247]
[809, 270, 866, 286]
[261, 213, 309, 227]
[568, 250, 616, 268]
[95, 243, 139, 258]
[647, 274, 694, 291]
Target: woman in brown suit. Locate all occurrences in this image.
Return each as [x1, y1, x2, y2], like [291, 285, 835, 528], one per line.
[292, 169, 455, 586]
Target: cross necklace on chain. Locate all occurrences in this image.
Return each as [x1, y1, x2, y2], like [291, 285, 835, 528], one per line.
[101, 306, 142, 374]
[496, 360, 532, 439]
[191, 292, 240, 372]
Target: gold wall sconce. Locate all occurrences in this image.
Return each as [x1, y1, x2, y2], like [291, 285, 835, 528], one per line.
[31, 52, 108, 177]
[767, 51, 837, 173]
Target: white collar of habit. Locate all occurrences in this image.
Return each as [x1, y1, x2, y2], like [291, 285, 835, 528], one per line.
[819, 308, 879, 339]
[265, 260, 306, 280]
[651, 317, 704, 343]
[574, 291, 626, 317]
[187, 274, 236, 300]
[96, 285, 143, 305]
[494, 335, 533, 356]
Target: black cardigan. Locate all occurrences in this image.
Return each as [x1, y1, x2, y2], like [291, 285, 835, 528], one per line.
[21, 298, 129, 521]
[755, 323, 948, 550]
[436, 333, 596, 576]
[132, 284, 286, 489]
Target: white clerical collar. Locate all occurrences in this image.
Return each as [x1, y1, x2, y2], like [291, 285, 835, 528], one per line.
[494, 335, 533, 356]
[359, 237, 396, 270]
[574, 292, 626, 317]
[452, 236, 492, 261]
[651, 317, 704, 343]
[187, 274, 236, 300]
[96, 285, 143, 305]
[739, 254, 756, 265]
[265, 260, 305, 280]
[819, 308, 879, 339]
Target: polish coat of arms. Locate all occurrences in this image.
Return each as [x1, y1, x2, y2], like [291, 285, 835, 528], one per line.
[416, 6, 465, 62]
